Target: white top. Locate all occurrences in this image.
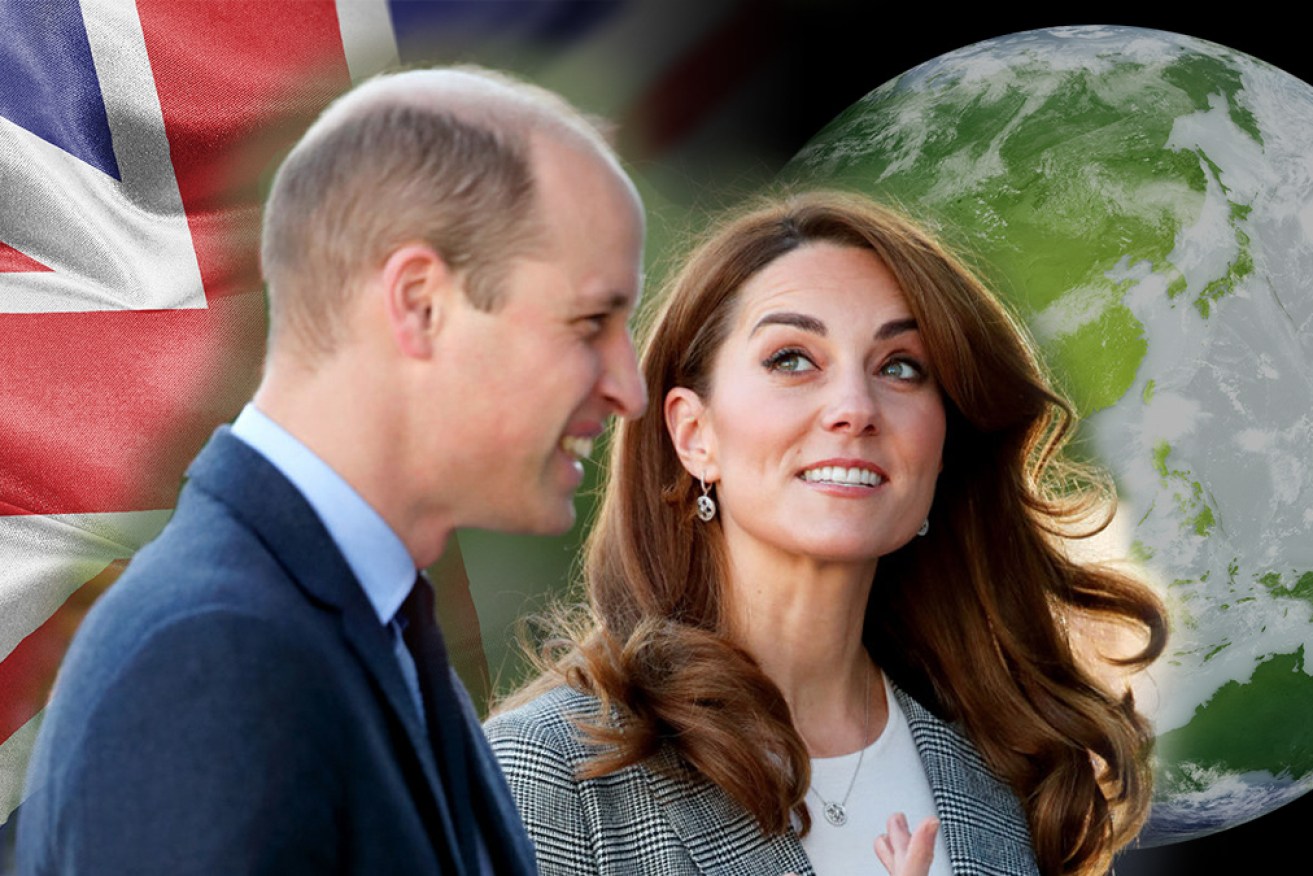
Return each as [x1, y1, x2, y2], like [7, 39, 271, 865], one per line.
[800, 672, 952, 876]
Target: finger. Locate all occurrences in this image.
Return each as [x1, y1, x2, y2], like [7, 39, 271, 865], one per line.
[886, 811, 912, 850]
[874, 834, 896, 874]
[877, 811, 914, 876]
[905, 816, 940, 872]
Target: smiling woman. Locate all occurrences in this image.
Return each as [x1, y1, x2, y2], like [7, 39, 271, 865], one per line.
[665, 241, 947, 570]
[484, 191, 1167, 876]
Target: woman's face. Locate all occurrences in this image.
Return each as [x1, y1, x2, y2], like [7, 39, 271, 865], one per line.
[667, 241, 946, 567]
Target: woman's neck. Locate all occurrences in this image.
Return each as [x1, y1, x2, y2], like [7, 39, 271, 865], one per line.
[722, 542, 886, 756]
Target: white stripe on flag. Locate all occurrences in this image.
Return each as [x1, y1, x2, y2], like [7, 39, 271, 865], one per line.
[336, 0, 400, 84]
[0, 0, 203, 313]
[0, 711, 42, 821]
[0, 510, 171, 661]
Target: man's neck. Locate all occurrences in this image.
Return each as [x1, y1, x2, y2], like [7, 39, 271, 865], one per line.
[252, 362, 458, 569]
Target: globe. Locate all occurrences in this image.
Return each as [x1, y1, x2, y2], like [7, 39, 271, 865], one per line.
[784, 25, 1313, 845]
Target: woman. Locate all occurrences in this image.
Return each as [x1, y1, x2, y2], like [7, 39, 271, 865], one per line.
[484, 191, 1167, 876]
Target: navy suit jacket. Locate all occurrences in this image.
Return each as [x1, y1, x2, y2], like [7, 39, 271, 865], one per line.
[18, 427, 536, 875]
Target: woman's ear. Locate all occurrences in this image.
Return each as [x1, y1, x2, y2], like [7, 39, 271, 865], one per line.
[665, 387, 719, 482]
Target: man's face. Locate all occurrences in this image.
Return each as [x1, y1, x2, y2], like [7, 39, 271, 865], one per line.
[437, 138, 646, 535]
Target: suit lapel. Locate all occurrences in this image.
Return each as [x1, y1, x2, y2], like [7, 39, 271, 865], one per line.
[454, 681, 539, 876]
[185, 427, 466, 871]
[643, 747, 814, 876]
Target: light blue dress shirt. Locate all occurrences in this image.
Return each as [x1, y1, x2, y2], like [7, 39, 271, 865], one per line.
[230, 404, 424, 719]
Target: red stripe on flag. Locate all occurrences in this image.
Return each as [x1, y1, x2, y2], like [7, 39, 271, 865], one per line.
[0, 560, 126, 746]
[136, 0, 353, 303]
[0, 2, 352, 516]
[0, 242, 52, 273]
[0, 300, 263, 515]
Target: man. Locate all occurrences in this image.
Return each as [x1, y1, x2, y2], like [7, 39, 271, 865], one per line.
[17, 66, 646, 874]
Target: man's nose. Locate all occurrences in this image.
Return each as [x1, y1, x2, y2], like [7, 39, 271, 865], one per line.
[601, 332, 647, 419]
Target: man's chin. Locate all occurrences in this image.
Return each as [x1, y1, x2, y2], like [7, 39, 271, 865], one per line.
[485, 498, 579, 538]
[535, 500, 579, 537]
[453, 479, 576, 532]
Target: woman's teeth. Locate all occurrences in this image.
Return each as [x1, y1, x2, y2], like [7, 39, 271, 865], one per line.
[802, 466, 883, 487]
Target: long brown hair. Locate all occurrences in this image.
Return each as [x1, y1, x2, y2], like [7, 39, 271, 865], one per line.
[501, 191, 1167, 876]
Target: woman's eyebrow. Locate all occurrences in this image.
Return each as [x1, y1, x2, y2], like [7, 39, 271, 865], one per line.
[875, 317, 919, 341]
[750, 313, 919, 342]
[750, 311, 826, 337]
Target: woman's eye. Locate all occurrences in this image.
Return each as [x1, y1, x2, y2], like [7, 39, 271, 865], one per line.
[763, 348, 817, 373]
[880, 358, 924, 381]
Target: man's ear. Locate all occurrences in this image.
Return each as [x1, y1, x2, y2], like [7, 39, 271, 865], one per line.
[665, 387, 719, 483]
[380, 243, 458, 359]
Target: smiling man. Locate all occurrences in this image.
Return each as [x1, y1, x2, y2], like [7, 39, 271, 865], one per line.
[18, 66, 645, 875]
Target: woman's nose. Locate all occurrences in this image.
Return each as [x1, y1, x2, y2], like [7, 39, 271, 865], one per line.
[820, 370, 879, 436]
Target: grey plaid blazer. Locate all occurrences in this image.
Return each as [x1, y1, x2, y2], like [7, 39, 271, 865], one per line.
[486, 683, 1039, 876]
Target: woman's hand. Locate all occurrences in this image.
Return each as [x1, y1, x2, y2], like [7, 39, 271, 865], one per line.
[874, 812, 938, 876]
[781, 811, 938, 876]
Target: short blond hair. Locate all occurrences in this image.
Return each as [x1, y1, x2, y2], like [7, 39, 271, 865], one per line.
[260, 65, 616, 357]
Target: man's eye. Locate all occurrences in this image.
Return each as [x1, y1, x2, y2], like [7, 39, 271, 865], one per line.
[763, 348, 816, 373]
[579, 314, 608, 337]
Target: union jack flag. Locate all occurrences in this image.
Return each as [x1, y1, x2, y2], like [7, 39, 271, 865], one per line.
[0, 0, 775, 844]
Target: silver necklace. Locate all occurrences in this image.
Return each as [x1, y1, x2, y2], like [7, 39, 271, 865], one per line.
[807, 663, 872, 828]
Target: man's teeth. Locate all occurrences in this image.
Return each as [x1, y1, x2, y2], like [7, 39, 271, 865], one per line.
[561, 436, 594, 460]
[802, 466, 883, 487]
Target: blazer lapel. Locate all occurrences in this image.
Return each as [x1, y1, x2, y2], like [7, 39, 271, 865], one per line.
[895, 685, 1039, 876]
[643, 747, 815, 876]
[185, 427, 465, 870]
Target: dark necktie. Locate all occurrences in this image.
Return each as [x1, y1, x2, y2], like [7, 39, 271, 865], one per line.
[400, 573, 482, 875]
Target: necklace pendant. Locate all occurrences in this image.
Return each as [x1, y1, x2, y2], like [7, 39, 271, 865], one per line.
[822, 802, 848, 827]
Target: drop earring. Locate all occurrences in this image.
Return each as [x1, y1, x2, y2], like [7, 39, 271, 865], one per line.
[696, 474, 717, 522]
[917, 517, 929, 537]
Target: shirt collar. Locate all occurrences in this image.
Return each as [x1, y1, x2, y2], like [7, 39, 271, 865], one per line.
[230, 403, 415, 625]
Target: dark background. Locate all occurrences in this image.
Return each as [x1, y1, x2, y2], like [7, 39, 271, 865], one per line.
[757, 10, 1308, 179]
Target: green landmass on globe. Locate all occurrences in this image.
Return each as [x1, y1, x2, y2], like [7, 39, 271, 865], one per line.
[784, 25, 1313, 842]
